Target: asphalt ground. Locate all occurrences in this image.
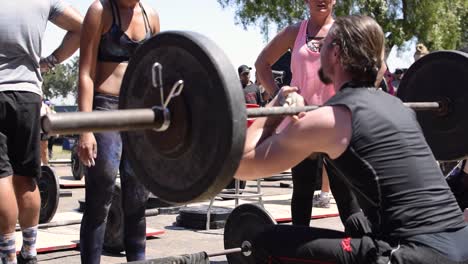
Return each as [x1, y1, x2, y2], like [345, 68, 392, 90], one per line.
[36, 163, 344, 264]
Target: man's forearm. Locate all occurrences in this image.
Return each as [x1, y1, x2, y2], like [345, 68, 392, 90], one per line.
[243, 97, 286, 154]
[50, 30, 81, 63]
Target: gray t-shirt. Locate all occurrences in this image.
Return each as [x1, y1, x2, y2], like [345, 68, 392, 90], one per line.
[0, 0, 67, 96]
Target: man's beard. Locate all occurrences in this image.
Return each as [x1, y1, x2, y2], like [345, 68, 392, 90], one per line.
[318, 68, 332, 85]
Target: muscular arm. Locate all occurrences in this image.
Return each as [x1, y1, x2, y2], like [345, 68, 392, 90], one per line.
[235, 106, 352, 180]
[255, 24, 298, 95]
[48, 6, 83, 63]
[78, 1, 104, 113]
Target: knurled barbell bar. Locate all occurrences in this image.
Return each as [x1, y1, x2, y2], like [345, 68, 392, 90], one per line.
[41, 31, 468, 205]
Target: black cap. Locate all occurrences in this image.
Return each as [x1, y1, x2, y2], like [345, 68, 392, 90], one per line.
[394, 68, 404, 74]
[238, 65, 252, 75]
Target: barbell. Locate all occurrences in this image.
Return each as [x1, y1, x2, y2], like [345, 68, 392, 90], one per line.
[41, 31, 468, 204]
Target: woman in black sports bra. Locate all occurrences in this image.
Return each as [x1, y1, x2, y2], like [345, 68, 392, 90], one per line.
[77, 0, 159, 263]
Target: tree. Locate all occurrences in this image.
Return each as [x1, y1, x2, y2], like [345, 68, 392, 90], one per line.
[42, 56, 79, 100]
[217, 0, 467, 50]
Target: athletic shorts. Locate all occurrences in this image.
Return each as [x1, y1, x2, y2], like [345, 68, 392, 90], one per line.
[0, 91, 41, 178]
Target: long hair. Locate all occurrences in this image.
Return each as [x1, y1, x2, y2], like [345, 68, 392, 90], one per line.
[328, 16, 385, 85]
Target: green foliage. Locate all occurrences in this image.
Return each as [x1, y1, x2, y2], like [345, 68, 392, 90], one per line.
[217, 0, 467, 50]
[42, 56, 79, 100]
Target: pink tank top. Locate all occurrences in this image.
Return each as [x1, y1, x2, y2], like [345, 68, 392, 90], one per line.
[277, 20, 335, 132]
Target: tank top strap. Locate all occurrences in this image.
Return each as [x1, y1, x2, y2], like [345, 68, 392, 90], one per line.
[292, 20, 308, 52]
[139, 2, 151, 34]
[109, 0, 121, 26]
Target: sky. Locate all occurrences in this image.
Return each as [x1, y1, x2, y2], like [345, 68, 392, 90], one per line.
[42, 0, 416, 104]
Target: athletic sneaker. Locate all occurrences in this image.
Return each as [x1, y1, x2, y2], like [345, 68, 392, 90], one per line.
[312, 193, 331, 208]
[17, 254, 37, 264]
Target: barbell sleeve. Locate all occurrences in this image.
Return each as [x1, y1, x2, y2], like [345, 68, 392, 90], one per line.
[41, 108, 169, 135]
[207, 247, 242, 257]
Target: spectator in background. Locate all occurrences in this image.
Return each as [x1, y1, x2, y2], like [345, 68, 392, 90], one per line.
[414, 43, 429, 61]
[391, 68, 404, 91]
[255, 0, 337, 224]
[238, 65, 265, 106]
[0, 1, 82, 263]
[255, 72, 272, 103]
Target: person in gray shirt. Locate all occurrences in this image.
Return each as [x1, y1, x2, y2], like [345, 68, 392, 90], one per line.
[0, 1, 82, 263]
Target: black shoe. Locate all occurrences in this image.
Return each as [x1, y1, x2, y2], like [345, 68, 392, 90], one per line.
[17, 253, 37, 264]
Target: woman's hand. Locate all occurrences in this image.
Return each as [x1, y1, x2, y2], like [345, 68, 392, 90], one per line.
[78, 132, 97, 167]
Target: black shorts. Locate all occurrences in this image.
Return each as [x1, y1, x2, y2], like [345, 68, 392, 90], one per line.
[0, 91, 41, 178]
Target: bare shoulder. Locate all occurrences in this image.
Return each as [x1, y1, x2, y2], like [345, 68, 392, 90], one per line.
[285, 22, 302, 35]
[280, 22, 301, 42]
[88, 0, 105, 14]
[83, 0, 110, 30]
[140, 1, 160, 34]
[141, 2, 158, 17]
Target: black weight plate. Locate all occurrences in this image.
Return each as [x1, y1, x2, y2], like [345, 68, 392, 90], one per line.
[103, 184, 125, 254]
[178, 205, 232, 222]
[119, 31, 246, 204]
[175, 215, 226, 230]
[38, 165, 60, 223]
[224, 204, 277, 264]
[397, 51, 468, 161]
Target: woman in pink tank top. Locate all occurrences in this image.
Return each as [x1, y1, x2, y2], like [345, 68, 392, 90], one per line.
[255, 0, 337, 226]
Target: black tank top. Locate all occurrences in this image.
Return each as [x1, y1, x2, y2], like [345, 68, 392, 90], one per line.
[97, 0, 152, 63]
[324, 84, 466, 240]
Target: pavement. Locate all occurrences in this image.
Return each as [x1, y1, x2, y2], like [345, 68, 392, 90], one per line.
[35, 163, 344, 264]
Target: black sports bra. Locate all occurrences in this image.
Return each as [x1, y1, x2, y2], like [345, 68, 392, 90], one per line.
[97, 0, 152, 63]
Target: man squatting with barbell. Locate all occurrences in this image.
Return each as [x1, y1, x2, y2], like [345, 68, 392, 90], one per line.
[235, 15, 468, 263]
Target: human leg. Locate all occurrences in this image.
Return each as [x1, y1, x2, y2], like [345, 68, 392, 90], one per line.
[39, 140, 48, 165]
[0, 128, 18, 235]
[253, 225, 392, 264]
[313, 168, 332, 208]
[80, 94, 122, 264]
[120, 149, 150, 261]
[79, 131, 121, 264]
[3, 92, 42, 263]
[0, 176, 19, 264]
[291, 158, 320, 226]
[0, 93, 18, 264]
